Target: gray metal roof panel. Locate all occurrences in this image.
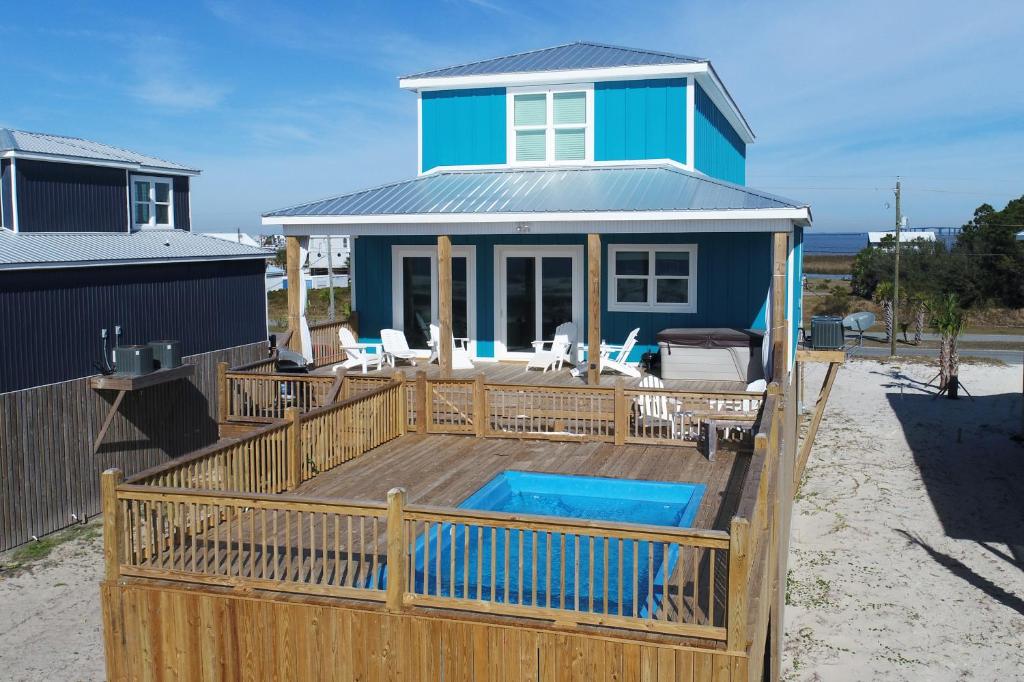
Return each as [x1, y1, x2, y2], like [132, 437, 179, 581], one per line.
[0, 229, 269, 270]
[264, 165, 805, 218]
[0, 129, 198, 173]
[402, 41, 705, 79]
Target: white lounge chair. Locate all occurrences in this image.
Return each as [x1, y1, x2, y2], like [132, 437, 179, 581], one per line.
[334, 327, 383, 374]
[527, 322, 576, 372]
[635, 375, 694, 440]
[600, 328, 641, 378]
[428, 324, 474, 370]
[380, 329, 419, 367]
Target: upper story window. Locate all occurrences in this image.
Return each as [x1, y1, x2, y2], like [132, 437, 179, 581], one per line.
[131, 175, 173, 229]
[607, 244, 697, 314]
[507, 85, 593, 165]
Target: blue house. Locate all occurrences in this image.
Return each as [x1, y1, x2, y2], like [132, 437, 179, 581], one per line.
[263, 42, 809, 381]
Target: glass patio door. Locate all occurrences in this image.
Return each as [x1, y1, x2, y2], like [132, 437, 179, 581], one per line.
[498, 247, 582, 356]
[392, 246, 474, 351]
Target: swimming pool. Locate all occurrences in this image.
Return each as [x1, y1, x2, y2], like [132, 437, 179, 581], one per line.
[411, 471, 705, 616]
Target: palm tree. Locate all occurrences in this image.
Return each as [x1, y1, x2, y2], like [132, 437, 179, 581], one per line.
[874, 281, 895, 342]
[913, 297, 926, 345]
[928, 293, 967, 398]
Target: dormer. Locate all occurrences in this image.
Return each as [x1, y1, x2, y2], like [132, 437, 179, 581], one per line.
[0, 128, 199, 233]
[400, 41, 753, 185]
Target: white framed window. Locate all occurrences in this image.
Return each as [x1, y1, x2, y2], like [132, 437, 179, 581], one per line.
[131, 175, 174, 229]
[607, 244, 697, 313]
[507, 84, 594, 165]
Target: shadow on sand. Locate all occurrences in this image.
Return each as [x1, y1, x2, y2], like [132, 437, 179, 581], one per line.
[885, 386, 1024, 584]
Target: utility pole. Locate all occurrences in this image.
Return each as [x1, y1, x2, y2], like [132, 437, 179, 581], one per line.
[326, 235, 336, 321]
[890, 178, 902, 357]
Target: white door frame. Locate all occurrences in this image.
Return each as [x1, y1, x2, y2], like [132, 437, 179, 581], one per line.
[493, 244, 584, 360]
[391, 244, 477, 355]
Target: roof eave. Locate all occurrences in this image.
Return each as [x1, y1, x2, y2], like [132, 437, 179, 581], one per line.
[1, 150, 201, 176]
[0, 253, 267, 272]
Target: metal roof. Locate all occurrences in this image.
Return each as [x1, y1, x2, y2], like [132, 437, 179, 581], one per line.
[0, 229, 269, 270]
[401, 41, 705, 80]
[0, 128, 199, 174]
[263, 164, 805, 219]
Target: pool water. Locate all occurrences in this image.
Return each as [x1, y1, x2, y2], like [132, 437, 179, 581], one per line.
[411, 472, 705, 616]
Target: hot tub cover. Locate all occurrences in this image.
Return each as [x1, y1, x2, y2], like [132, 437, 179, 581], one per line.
[656, 328, 764, 349]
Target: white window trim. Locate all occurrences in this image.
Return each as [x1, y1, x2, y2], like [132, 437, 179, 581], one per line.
[391, 244, 477, 355]
[607, 243, 697, 314]
[493, 244, 584, 360]
[506, 84, 594, 166]
[130, 174, 174, 229]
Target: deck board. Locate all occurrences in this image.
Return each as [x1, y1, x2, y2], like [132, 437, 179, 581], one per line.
[314, 360, 751, 394]
[294, 433, 746, 532]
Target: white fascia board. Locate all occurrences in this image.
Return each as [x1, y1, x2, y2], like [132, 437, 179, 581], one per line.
[420, 158, 693, 175]
[697, 65, 755, 143]
[400, 63, 707, 91]
[1, 150, 201, 176]
[264, 207, 810, 226]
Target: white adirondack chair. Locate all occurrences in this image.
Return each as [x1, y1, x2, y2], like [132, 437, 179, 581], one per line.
[634, 374, 694, 440]
[334, 327, 383, 374]
[600, 328, 641, 377]
[428, 324, 474, 370]
[380, 329, 419, 367]
[527, 322, 576, 372]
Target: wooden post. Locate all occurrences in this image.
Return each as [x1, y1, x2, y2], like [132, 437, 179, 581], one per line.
[326, 366, 347, 404]
[772, 232, 788, 382]
[587, 233, 602, 386]
[473, 373, 486, 437]
[216, 361, 229, 423]
[101, 469, 124, 581]
[438, 235, 453, 377]
[285, 406, 302, 489]
[613, 378, 626, 446]
[393, 371, 406, 436]
[727, 516, 751, 652]
[415, 371, 427, 434]
[386, 487, 407, 611]
[286, 236, 303, 353]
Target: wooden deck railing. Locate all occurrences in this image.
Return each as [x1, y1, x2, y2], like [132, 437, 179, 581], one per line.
[130, 379, 405, 494]
[309, 320, 349, 367]
[221, 369, 335, 422]
[103, 476, 729, 641]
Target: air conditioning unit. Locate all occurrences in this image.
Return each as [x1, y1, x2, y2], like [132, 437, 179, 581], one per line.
[148, 340, 182, 369]
[810, 316, 844, 350]
[114, 345, 154, 375]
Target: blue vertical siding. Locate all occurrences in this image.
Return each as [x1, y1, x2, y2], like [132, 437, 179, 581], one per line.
[173, 176, 190, 230]
[16, 160, 129, 233]
[421, 88, 506, 172]
[694, 83, 746, 185]
[594, 79, 686, 163]
[355, 232, 771, 361]
[0, 259, 267, 393]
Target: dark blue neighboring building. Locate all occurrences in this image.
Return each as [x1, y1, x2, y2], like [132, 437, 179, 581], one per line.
[0, 128, 269, 393]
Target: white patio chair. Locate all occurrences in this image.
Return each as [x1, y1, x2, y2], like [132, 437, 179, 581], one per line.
[634, 375, 694, 440]
[427, 324, 474, 370]
[527, 322, 576, 372]
[333, 327, 383, 374]
[599, 328, 641, 378]
[380, 329, 419, 367]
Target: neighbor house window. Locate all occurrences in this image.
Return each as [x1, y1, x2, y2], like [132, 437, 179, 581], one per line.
[131, 176, 173, 228]
[607, 244, 697, 313]
[508, 85, 593, 164]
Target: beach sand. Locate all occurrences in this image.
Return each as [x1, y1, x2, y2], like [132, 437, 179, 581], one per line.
[784, 358, 1024, 680]
[1, 358, 1021, 681]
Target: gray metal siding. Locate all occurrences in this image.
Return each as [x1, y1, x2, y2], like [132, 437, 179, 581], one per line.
[15, 159, 128, 232]
[173, 175, 190, 230]
[0, 259, 267, 392]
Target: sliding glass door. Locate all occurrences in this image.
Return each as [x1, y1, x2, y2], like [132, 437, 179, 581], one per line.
[496, 246, 582, 357]
[392, 246, 475, 351]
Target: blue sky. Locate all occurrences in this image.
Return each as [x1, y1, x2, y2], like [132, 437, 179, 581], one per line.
[4, 0, 1023, 232]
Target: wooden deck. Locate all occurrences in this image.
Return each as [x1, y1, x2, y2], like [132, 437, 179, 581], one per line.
[314, 359, 751, 393]
[295, 433, 751, 532]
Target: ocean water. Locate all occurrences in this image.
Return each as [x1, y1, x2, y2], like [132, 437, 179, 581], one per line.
[806, 230, 960, 255]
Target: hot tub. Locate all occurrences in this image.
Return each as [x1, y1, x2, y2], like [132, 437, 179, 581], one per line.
[656, 328, 764, 382]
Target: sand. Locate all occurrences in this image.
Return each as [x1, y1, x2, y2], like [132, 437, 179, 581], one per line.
[1, 357, 1021, 681]
[784, 358, 1024, 681]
